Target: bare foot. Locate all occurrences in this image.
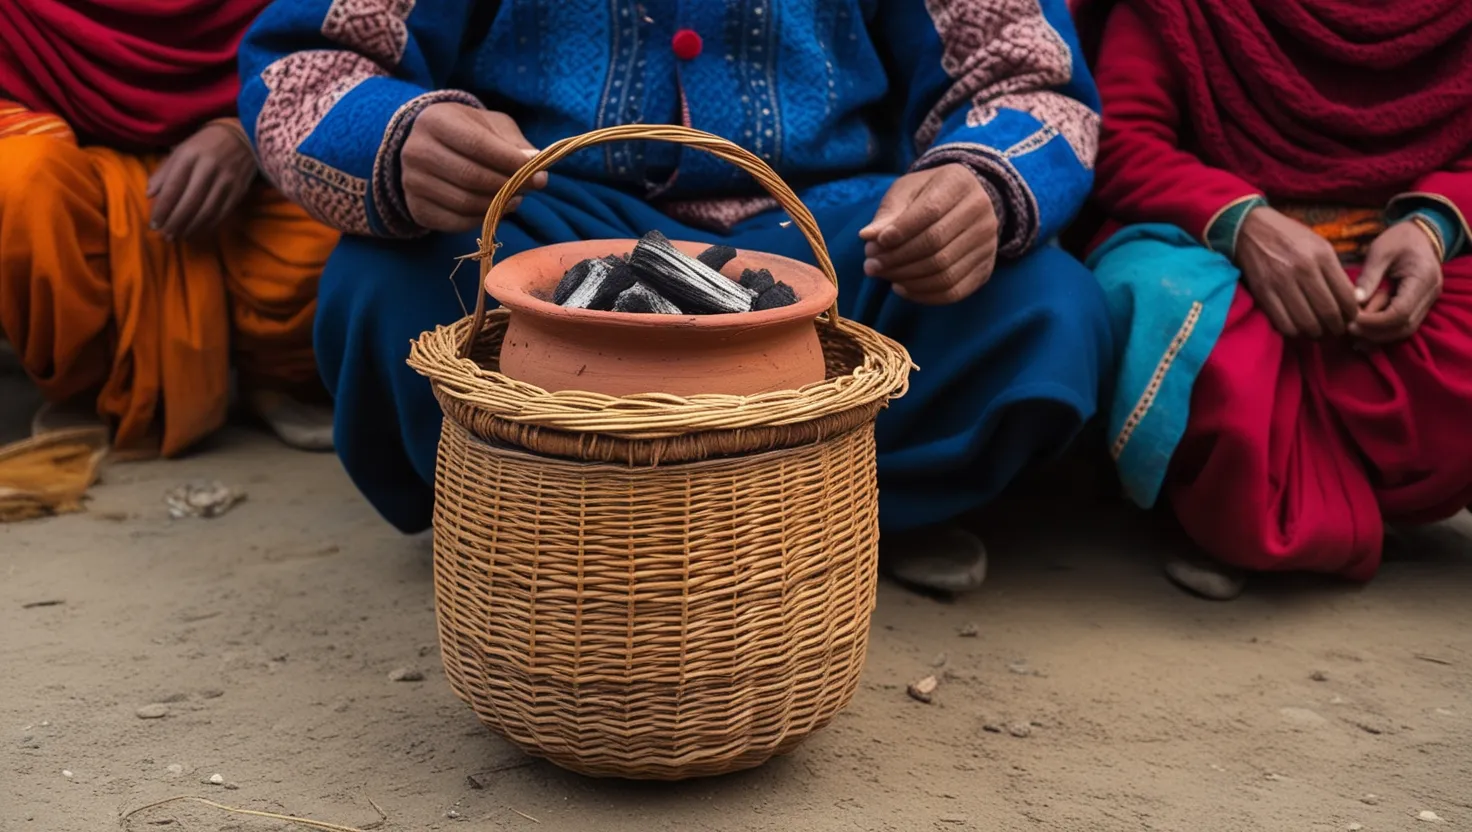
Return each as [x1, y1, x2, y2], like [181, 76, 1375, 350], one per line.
[246, 388, 334, 452]
[1164, 553, 1246, 601]
[881, 524, 989, 594]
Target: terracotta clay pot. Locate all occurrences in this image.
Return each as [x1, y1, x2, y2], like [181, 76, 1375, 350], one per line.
[485, 239, 838, 398]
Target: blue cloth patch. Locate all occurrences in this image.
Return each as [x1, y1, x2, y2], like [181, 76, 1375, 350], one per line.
[1086, 224, 1239, 508]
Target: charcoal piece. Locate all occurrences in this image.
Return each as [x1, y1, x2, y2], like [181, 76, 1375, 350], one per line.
[629, 230, 756, 314]
[696, 244, 738, 272]
[552, 258, 598, 305]
[561, 257, 637, 310]
[753, 281, 798, 311]
[738, 268, 775, 294]
[611, 282, 682, 314]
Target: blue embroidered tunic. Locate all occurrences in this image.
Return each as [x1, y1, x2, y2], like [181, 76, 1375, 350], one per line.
[239, 0, 1098, 253]
[234, 0, 1114, 537]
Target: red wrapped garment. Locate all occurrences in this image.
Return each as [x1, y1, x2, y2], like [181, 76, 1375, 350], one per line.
[1085, 0, 1472, 579]
[0, 0, 268, 149]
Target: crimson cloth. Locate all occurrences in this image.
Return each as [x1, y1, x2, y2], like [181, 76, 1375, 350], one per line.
[1169, 264, 1472, 580]
[1106, 0, 1472, 203]
[0, 0, 267, 149]
[1081, 0, 1472, 580]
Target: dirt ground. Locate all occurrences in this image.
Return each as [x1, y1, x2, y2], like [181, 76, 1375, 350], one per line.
[3, 370, 1471, 831]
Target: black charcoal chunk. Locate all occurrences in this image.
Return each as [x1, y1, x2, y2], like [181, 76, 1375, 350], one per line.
[738, 268, 775, 294]
[561, 256, 637, 310]
[611, 282, 683, 314]
[553, 258, 598, 305]
[629, 230, 756, 314]
[753, 281, 798, 311]
[696, 244, 738, 272]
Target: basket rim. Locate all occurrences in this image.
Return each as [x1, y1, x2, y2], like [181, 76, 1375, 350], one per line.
[408, 311, 914, 440]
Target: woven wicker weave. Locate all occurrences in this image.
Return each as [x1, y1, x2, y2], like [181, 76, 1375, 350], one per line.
[409, 126, 912, 779]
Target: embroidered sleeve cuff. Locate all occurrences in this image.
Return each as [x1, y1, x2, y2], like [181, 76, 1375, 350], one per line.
[373, 90, 484, 237]
[1203, 195, 1267, 259]
[911, 145, 1029, 259]
[1387, 195, 1468, 262]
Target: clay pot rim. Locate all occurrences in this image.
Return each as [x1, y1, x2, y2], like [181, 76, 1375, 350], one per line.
[483, 238, 839, 333]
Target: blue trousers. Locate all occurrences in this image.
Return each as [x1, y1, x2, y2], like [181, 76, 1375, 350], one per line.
[315, 175, 1112, 534]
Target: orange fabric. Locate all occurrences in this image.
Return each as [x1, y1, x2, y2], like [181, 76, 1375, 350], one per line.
[0, 100, 74, 142]
[1277, 204, 1387, 262]
[0, 129, 338, 458]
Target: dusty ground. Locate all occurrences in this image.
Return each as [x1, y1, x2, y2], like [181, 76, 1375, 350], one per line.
[3, 369, 1471, 831]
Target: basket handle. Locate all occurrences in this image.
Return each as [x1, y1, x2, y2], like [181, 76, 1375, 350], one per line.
[461, 124, 841, 358]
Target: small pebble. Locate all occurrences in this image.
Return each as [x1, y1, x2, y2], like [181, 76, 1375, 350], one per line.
[1264, 773, 1287, 781]
[62, 770, 73, 779]
[958, 623, 979, 638]
[447, 810, 462, 819]
[209, 773, 224, 785]
[1348, 824, 1363, 831]
[200, 689, 225, 699]
[225, 783, 240, 791]
[1362, 795, 1380, 806]
[1008, 662, 1036, 676]
[1418, 810, 1444, 823]
[136, 704, 169, 720]
[932, 653, 948, 668]
[907, 675, 938, 704]
[1008, 722, 1032, 738]
[388, 667, 425, 683]
[166, 764, 184, 777]
[1311, 670, 1329, 682]
[982, 723, 1003, 734]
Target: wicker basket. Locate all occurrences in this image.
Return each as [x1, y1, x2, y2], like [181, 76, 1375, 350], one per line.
[408, 125, 913, 780]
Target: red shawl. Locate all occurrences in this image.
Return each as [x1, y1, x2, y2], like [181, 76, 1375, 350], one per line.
[1077, 0, 1472, 202]
[0, 0, 269, 150]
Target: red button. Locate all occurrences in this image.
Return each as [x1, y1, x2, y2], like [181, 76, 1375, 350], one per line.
[672, 28, 703, 60]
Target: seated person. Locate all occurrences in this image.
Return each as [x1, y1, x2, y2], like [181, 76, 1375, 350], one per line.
[0, 0, 339, 457]
[238, 0, 1113, 593]
[1083, 0, 1472, 598]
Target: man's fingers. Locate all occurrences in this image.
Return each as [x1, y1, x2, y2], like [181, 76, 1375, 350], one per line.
[404, 139, 546, 197]
[403, 168, 510, 218]
[872, 172, 976, 249]
[888, 247, 994, 300]
[1317, 251, 1360, 323]
[859, 175, 928, 242]
[1280, 281, 1324, 338]
[1300, 267, 1349, 336]
[158, 165, 214, 239]
[149, 154, 196, 231]
[405, 195, 481, 234]
[431, 109, 542, 178]
[1254, 289, 1298, 338]
[179, 176, 233, 239]
[866, 220, 970, 279]
[865, 191, 993, 270]
[1355, 243, 1393, 304]
[1362, 285, 1392, 314]
[1355, 274, 1438, 343]
[146, 154, 177, 200]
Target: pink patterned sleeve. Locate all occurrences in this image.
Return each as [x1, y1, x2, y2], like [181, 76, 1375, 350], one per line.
[238, 0, 482, 237]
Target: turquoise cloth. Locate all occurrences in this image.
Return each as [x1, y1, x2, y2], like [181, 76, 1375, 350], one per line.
[1086, 224, 1240, 508]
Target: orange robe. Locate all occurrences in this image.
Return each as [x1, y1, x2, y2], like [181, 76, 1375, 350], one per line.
[0, 108, 338, 457]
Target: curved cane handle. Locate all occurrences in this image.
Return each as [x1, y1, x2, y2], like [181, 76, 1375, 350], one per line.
[460, 124, 841, 358]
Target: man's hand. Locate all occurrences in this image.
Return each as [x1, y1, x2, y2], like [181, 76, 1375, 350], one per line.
[1349, 220, 1444, 344]
[148, 121, 258, 240]
[1236, 207, 1360, 339]
[401, 103, 547, 233]
[859, 165, 998, 305]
